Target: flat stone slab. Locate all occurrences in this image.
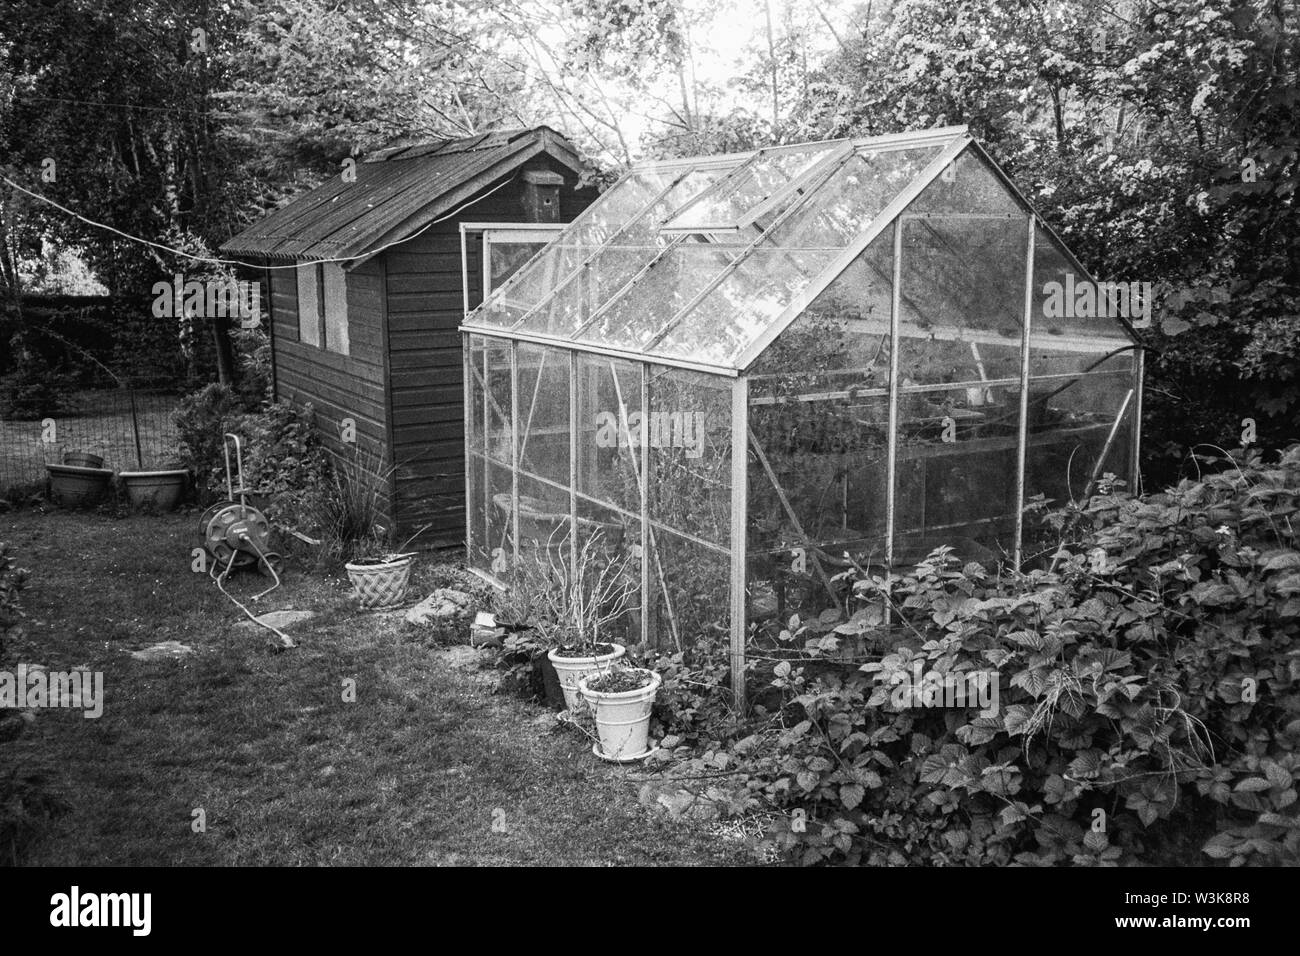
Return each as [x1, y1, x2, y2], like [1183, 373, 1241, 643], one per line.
[234, 609, 316, 631]
[130, 640, 194, 661]
[438, 645, 488, 669]
[405, 588, 475, 626]
[637, 781, 722, 823]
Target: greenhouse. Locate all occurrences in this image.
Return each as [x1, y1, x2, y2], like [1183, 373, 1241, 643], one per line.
[460, 125, 1142, 702]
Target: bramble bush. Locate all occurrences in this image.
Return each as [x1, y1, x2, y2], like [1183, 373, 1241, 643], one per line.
[652, 445, 1300, 866]
[174, 383, 330, 531]
[173, 382, 247, 497]
[223, 400, 331, 533]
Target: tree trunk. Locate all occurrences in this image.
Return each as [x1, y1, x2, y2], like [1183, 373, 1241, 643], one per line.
[212, 316, 236, 386]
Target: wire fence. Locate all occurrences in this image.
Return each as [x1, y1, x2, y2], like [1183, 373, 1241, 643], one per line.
[0, 388, 185, 493]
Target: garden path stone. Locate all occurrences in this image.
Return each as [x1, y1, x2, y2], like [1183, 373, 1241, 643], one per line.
[432, 645, 500, 688]
[405, 588, 475, 626]
[129, 640, 194, 661]
[234, 609, 316, 631]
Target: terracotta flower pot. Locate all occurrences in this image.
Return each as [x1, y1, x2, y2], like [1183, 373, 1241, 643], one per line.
[62, 452, 105, 469]
[119, 469, 188, 512]
[547, 643, 626, 711]
[45, 463, 113, 508]
[578, 668, 662, 762]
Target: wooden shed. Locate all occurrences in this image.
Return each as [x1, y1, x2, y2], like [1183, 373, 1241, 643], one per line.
[221, 127, 592, 548]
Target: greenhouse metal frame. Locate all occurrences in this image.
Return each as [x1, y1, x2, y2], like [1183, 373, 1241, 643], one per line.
[461, 125, 1143, 704]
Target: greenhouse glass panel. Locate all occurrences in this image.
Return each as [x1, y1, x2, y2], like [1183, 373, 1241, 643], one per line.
[466, 335, 488, 569]
[893, 386, 1020, 563]
[1020, 226, 1137, 560]
[646, 367, 731, 546]
[649, 528, 730, 651]
[573, 499, 643, 648]
[516, 344, 569, 489]
[896, 214, 1027, 386]
[744, 236, 896, 637]
[1029, 224, 1136, 353]
[509, 169, 738, 339]
[663, 141, 840, 231]
[485, 458, 513, 571]
[515, 471, 571, 562]
[655, 147, 943, 364]
[906, 147, 1023, 216]
[484, 338, 512, 464]
[477, 169, 686, 327]
[751, 227, 896, 383]
[575, 354, 643, 516]
[582, 239, 746, 348]
[639, 367, 732, 651]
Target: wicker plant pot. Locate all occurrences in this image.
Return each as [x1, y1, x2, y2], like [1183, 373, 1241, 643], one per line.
[345, 555, 414, 609]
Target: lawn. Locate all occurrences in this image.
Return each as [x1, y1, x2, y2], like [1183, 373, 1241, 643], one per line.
[1, 508, 751, 866]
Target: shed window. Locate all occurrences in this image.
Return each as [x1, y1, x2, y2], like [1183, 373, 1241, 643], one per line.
[322, 264, 349, 354]
[296, 262, 321, 346]
[295, 261, 350, 355]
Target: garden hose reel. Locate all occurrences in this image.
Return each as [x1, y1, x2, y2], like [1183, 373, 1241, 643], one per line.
[200, 433, 283, 600]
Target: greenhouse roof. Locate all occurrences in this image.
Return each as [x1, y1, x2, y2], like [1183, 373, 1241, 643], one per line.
[461, 125, 1109, 375]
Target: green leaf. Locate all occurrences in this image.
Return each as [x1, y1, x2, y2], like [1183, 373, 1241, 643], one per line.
[1262, 551, 1300, 572]
[840, 783, 865, 810]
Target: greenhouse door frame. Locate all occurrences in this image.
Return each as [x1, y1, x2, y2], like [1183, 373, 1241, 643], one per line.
[463, 332, 746, 687]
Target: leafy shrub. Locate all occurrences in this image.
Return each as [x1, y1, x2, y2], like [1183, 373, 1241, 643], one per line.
[173, 382, 247, 497]
[224, 400, 331, 533]
[233, 327, 272, 409]
[646, 634, 739, 746]
[175, 381, 330, 532]
[489, 531, 642, 696]
[307, 443, 394, 562]
[659, 445, 1300, 866]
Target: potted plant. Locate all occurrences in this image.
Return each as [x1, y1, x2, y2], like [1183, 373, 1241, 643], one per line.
[578, 665, 662, 761]
[541, 530, 636, 711]
[346, 544, 416, 609]
[492, 527, 635, 711]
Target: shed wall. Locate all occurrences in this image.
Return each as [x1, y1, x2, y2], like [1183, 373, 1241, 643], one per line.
[385, 158, 593, 548]
[268, 259, 391, 498]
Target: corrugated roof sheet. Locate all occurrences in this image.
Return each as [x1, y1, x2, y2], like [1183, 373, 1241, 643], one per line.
[221, 127, 583, 262]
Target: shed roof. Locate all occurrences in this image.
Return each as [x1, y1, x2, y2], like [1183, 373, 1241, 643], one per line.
[463, 125, 1132, 376]
[220, 127, 585, 263]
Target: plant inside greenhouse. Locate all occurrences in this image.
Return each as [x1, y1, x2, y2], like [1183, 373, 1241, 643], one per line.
[461, 125, 1141, 703]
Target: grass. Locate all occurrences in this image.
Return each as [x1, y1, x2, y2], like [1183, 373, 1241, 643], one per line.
[0, 389, 181, 492]
[1, 508, 751, 866]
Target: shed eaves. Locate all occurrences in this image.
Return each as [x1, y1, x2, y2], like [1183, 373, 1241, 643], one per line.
[220, 127, 582, 262]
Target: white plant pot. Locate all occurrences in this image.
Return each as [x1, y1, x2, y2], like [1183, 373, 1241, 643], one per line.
[547, 643, 625, 711]
[578, 669, 662, 762]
